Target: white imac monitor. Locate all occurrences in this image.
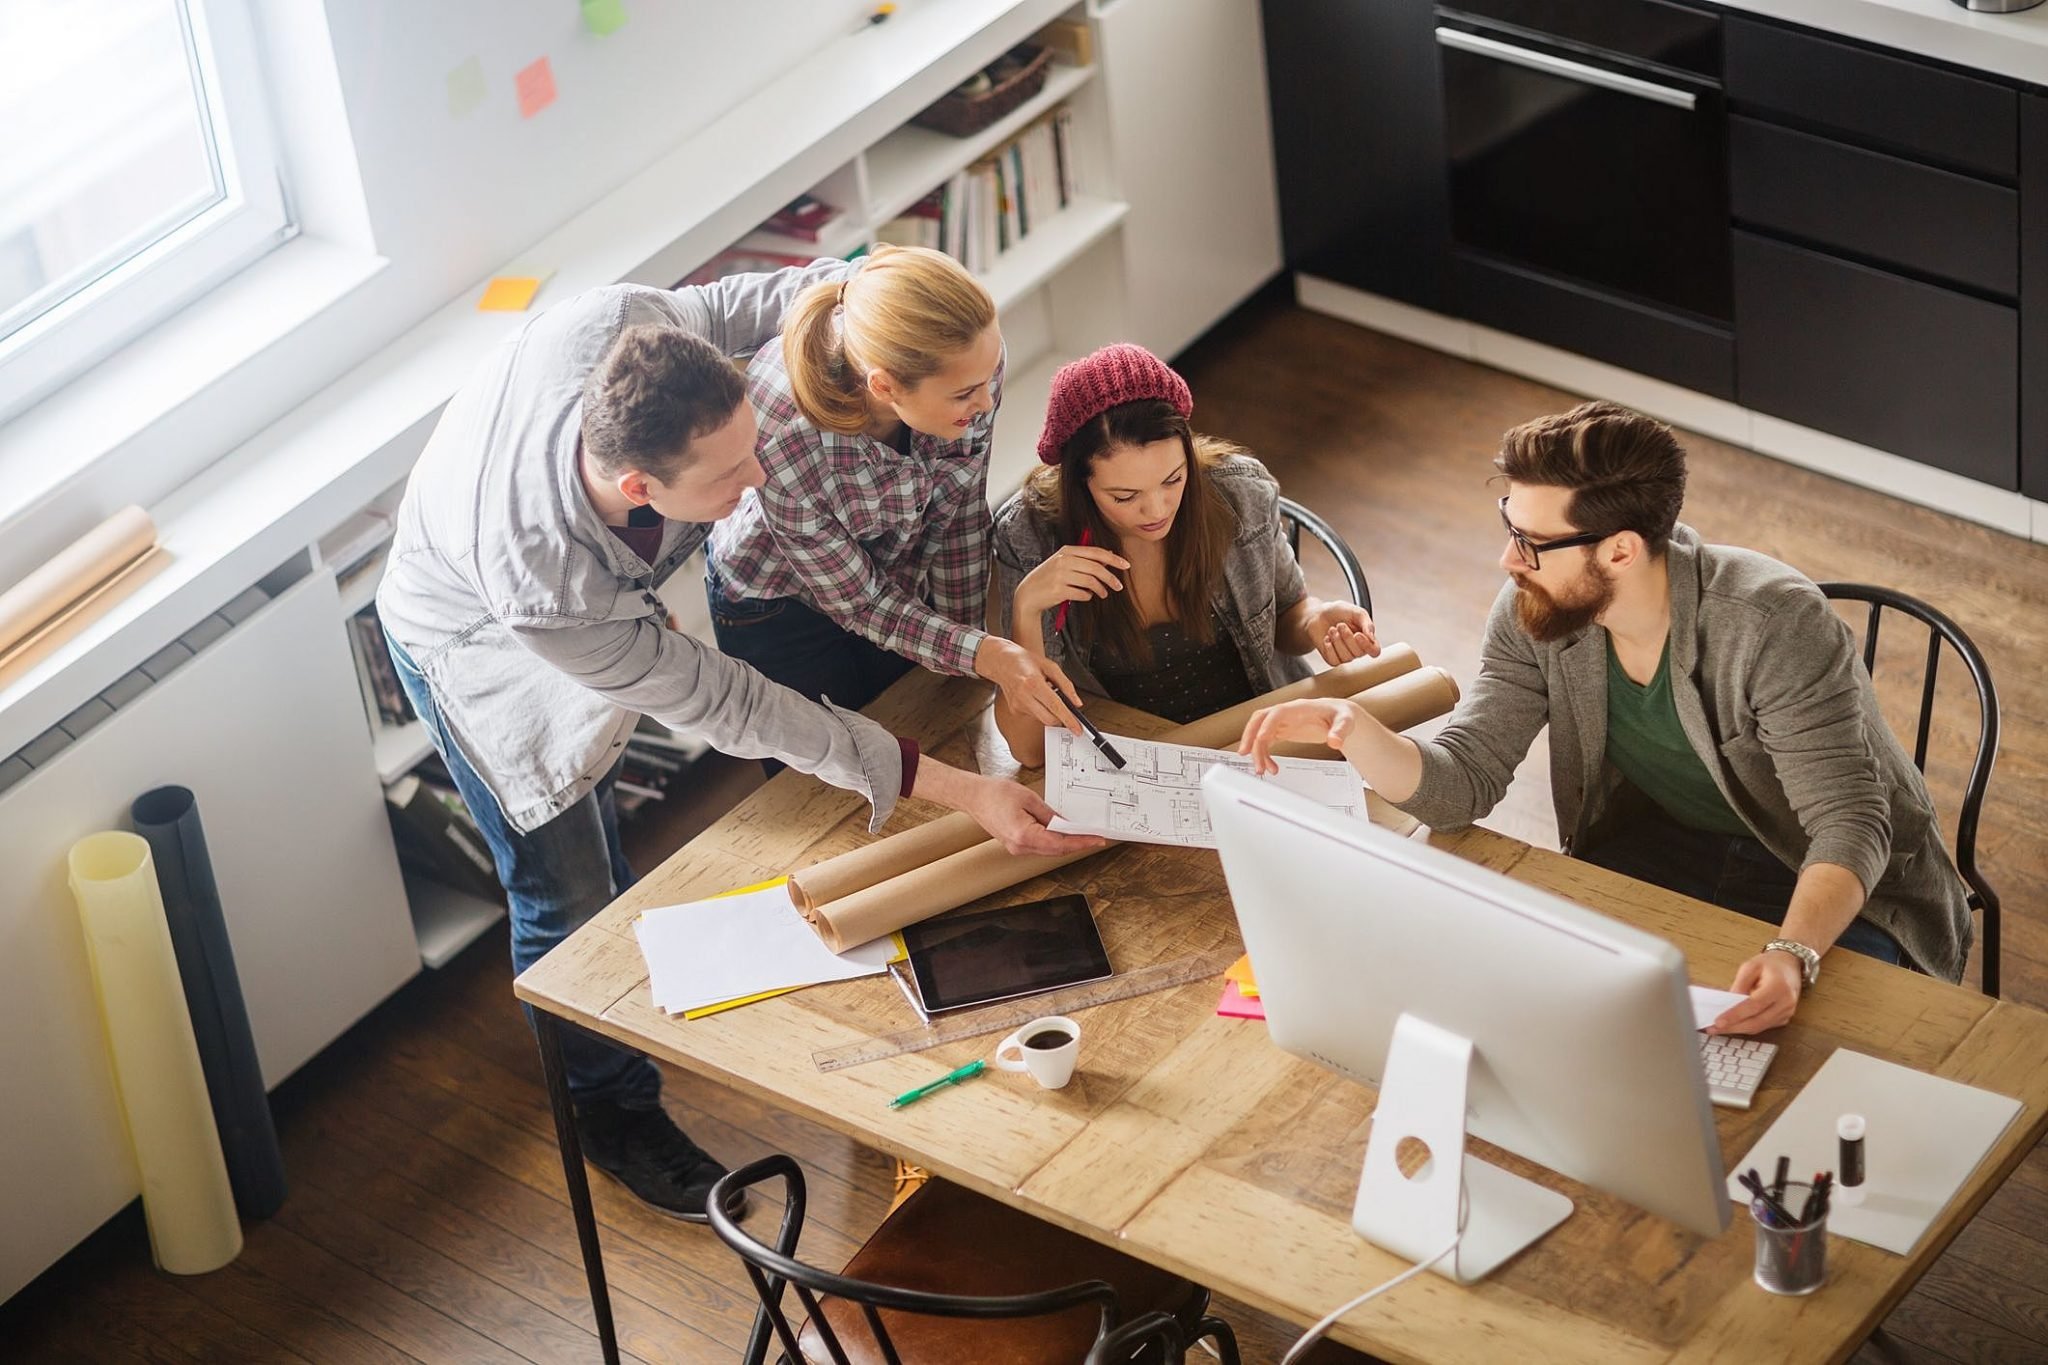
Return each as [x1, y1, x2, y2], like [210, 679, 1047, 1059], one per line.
[1202, 767, 1729, 1284]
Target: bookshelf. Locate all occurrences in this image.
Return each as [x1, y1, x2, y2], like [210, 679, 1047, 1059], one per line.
[372, 718, 433, 786]
[402, 867, 506, 971]
[862, 60, 1098, 226]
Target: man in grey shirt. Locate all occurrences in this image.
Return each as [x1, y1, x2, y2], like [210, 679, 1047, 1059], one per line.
[1239, 402, 1972, 1036]
[378, 264, 1098, 1221]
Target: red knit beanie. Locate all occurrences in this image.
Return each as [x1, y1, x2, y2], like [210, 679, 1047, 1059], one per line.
[1036, 343, 1193, 464]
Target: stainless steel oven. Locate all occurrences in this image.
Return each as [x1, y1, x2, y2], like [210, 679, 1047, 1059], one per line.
[1435, 0, 1734, 390]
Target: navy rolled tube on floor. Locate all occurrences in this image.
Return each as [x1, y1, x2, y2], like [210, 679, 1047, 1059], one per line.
[131, 785, 287, 1219]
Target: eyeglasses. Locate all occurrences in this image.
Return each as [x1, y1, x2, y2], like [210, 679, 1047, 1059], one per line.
[1498, 496, 1608, 570]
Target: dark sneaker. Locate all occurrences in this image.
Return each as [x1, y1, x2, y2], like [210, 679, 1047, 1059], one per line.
[575, 1101, 746, 1224]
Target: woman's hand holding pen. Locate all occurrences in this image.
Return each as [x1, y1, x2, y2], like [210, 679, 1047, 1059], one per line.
[1013, 543, 1131, 622]
[976, 635, 1087, 734]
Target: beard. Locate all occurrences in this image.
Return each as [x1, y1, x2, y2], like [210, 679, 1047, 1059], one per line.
[1514, 558, 1616, 643]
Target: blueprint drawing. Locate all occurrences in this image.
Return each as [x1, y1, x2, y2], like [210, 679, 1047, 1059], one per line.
[1042, 728, 1369, 847]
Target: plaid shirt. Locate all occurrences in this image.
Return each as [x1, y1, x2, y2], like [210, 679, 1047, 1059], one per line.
[708, 335, 1002, 677]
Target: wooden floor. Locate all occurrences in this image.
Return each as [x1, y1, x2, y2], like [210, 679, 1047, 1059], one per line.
[5, 296, 2046, 1362]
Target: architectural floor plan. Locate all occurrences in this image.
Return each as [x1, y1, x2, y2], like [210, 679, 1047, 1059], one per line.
[1043, 728, 1370, 847]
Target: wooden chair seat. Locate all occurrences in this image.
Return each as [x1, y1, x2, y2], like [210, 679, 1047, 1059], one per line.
[796, 1178, 1204, 1365]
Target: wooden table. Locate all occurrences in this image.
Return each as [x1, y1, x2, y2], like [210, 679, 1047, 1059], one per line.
[516, 672, 2048, 1364]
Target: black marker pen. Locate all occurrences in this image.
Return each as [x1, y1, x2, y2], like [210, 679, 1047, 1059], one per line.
[1073, 707, 1126, 770]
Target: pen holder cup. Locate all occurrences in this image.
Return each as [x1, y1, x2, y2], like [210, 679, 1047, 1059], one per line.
[1751, 1182, 1828, 1296]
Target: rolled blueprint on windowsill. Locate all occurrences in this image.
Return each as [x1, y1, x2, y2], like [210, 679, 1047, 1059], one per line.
[789, 652, 1458, 952]
[0, 506, 159, 668]
[68, 832, 241, 1275]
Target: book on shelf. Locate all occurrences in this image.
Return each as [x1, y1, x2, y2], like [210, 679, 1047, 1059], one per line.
[923, 110, 1079, 275]
[874, 190, 944, 251]
[349, 606, 415, 727]
[386, 771, 503, 904]
[759, 193, 844, 242]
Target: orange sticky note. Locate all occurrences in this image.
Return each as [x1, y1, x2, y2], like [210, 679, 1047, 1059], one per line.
[478, 276, 544, 311]
[515, 56, 556, 118]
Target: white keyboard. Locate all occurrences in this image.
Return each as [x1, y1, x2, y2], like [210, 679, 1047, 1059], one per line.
[1701, 1033, 1778, 1109]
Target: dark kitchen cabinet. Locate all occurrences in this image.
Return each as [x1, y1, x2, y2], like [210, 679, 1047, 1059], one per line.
[1260, 0, 1451, 311]
[1733, 232, 2018, 489]
[2024, 95, 2048, 501]
[1260, 1, 2044, 502]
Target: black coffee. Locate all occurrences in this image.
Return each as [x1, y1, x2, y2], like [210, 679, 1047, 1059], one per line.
[1023, 1029, 1071, 1051]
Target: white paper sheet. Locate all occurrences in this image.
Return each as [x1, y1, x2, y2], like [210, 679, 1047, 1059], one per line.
[1688, 985, 1747, 1031]
[1043, 727, 1368, 847]
[1728, 1049, 2022, 1256]
[634, 883, 900, 1015]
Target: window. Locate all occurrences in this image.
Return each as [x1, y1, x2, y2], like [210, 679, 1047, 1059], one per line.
[0, 0, 292, 417]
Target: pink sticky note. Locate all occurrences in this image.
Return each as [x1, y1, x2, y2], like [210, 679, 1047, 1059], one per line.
[515, 56, 557, 118]
[1217, 979, 1266, 1020]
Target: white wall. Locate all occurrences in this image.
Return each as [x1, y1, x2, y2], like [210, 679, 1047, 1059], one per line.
[0, 0, 864, 585]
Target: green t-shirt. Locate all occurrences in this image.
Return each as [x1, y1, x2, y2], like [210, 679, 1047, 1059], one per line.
[1604, 637, 1752, 837]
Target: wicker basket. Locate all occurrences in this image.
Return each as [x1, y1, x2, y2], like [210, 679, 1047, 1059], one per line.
[911, 45, 1053, 138]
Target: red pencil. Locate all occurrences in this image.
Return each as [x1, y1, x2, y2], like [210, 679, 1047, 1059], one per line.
[1050, 526, 1092, 636]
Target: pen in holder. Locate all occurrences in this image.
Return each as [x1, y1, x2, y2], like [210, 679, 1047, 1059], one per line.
[1750, 1178, 1829, 1296]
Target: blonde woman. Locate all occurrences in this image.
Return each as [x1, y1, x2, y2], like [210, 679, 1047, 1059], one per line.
[707, 245, 1083, 742]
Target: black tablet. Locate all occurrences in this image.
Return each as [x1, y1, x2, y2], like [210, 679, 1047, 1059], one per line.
[901, 894, 1113, 1015]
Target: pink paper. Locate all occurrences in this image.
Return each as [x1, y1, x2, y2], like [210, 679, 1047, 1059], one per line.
[1217, 979, 1265, 1020]
[516, 56, 557, 118]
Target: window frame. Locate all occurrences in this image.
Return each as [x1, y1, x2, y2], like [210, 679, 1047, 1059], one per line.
[0, 0, 294, 420]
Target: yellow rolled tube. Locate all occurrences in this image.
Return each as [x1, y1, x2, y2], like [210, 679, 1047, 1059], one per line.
[68, 832, 241, 1274]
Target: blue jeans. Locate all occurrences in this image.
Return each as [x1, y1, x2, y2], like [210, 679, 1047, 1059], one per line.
[1581, 801, 1905, 966]
[387, 634, 661, 1110]
[705, 566, 914, 775]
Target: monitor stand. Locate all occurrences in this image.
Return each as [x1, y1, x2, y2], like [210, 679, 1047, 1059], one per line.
[1352, 1013, 1575, 1285]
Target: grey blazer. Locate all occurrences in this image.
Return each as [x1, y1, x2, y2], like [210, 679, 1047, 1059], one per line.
[1395, 524, 1973, 981]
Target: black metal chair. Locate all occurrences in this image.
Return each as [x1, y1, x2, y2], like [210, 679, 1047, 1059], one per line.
[1818, 582, 2002, 997]
[1085, 1308, 1242, 1364]
[1278, 496, 1372, 618]
[708, 1155, 1223, 1365]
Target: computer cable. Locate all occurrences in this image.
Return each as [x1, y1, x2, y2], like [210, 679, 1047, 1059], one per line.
[1278, 1181, 1469, 1365]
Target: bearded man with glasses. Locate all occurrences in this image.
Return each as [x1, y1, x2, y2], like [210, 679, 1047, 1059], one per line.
[1237, 401, 1973, 1036]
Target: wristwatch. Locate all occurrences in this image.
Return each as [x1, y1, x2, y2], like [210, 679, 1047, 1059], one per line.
[1764, 938, 1821, 987]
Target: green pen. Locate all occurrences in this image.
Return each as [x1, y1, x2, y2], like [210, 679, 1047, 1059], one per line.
[889, 1059, 985, 1108]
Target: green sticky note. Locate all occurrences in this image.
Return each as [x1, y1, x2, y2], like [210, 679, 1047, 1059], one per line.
[447, 55, 487, 118]
[581, 0, 629, 36]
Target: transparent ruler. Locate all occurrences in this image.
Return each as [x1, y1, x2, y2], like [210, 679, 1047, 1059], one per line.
[810, 944, 1242, 1072]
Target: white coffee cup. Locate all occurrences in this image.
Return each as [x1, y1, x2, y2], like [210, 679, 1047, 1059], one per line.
[993, 1016, 1081, 1090]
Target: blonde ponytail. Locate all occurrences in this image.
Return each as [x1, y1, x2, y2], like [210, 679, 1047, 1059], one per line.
[782, 245, 996, 435]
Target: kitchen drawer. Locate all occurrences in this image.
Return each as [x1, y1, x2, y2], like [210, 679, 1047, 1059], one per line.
[1730, 117, 2017, 298]
[1725, 18, 2016, 180]
[1734, 232, 2017, 489]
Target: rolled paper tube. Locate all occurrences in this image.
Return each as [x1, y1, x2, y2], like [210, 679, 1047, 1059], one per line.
[786, 644, 1424, 915]
[1262, 666, 1462, 762]
[133, 786, 287, 1220]
[793, 658, 1460, 952]
[0, 506, 157, 657]
[1164, 643, 1421, 750]
[68, 832, 242, 1275]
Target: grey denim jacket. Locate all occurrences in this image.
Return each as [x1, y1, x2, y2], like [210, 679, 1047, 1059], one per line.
[989, 454, 1315, 698]
[377, 265, 903, 836]
[1395, 524, 1973, 980]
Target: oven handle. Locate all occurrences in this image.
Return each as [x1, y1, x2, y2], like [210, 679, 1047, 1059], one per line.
[1435, 26, 1699, 111]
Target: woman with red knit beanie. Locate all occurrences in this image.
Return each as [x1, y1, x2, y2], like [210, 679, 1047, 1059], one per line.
[989, 342, 1378, 766]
